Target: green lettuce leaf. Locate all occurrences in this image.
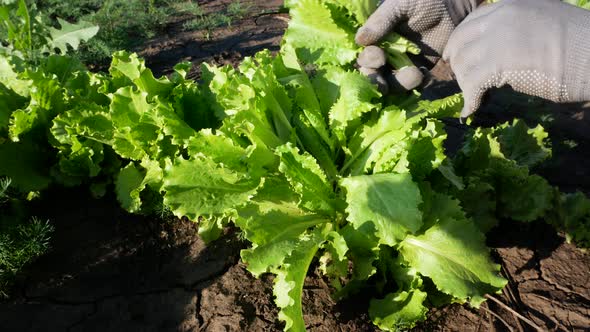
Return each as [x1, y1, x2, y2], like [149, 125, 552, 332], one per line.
[369, 289, 428, 331]
[322, 0, 379, 24]
[341, 173, 422, 246]
[115, 159, 163, 213]
[338, 223, 379, 282]
[0, 55, 30, 97]
[405, 119, 447, 179]
[107, 86, 195, 160]
[162, 156, 262, 220]
[547, 192, 590, 247]
[116, 163, 145, 213]
[197, 216, 228, 243]
[274, 226, 327, 332]
[109, 51, 173, 98]
[278, 46, 338, 179]
[0, 139, 52, 192]
[284, 0, 358, 65]
[323, 68, 380, 144]
[493, 119, 551, 168]
[456, 179, 498, 232]
[237, 177, 328, 276]
[400, 218, 507, 306]
[54, 139, 104, 184]
[319, 231, 349, 289]
[455, 122, 554, 222]
[206, 64, 284, 152]
[239, 52, 294, 143]
[276, 143, 343, 215]
[9, 70, 66, 141]
[344, 107, 411, 176]
[380, 33, 421, 69]
[494, 161, 554, 222]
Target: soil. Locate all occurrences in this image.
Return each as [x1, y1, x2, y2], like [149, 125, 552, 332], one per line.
[1, 1, 589, 331]
[139, 0, 289, 79]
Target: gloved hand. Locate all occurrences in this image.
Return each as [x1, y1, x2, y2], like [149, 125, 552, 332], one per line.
[355, 0, 483, 94]
[443, 0, 590, 119]
[356, 0, 484, 64]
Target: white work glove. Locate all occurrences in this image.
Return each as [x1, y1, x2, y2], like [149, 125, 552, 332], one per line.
[443, 0, 590, 119]
[355, 0, 484, 93]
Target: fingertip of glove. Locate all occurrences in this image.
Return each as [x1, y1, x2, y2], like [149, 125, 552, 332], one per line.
[357, 46, 387, 69]
[355, 27, 378, 46]
[393, 66, 424, 91]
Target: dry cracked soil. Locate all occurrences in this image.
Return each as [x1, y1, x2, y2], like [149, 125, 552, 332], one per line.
[1, 0, 589, 331]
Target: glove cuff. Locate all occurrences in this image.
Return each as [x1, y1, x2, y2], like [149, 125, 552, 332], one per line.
[443, 0, 486, 26]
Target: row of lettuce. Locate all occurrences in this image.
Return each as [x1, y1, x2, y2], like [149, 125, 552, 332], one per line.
[1, 0, 589, 330]
[0, 0, 98, 298]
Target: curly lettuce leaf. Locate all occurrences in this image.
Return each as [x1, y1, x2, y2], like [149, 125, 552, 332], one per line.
[274, 226, 327, 332]
[206, 64, 284, 153]
[494, 161, 554, 222]
[9, 71, 66, 141]
[547, 192, 590, 247]
[278, 46, 338, 179]
[455, 122, 554, 222]
[337, 223, 380, 293]
[239, 52, 294, 143]
[380, 33, 421, 69]
[109, 51, 173, 97]
[162, 156, 262, 221]
[115, 159, 163, 213]
[344, 107, 411, 175]
[284, 0, 358, 65]
[317, 68, 380, 144]
[0, 55, 30, 97]
[493, 119, 551, 168]
[276, 143, 343, 215]
[405, 119, 447, 179]
[284, 0, 419, 69]
[107, 86, 195, 160]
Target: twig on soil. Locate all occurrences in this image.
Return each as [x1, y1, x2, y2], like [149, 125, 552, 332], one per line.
[252, 11, 289, 24]
[501, 287, 525, 332]
[500, 265, 526, 332]
[485, 294, 543, 331]
[275, 16, 289, 23]
[485, 303, 494, 332]
[481, 304, 516, 332]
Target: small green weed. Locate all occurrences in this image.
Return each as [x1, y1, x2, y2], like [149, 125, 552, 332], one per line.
[36, 0, 189, 67]
[0, 177, 54, 298]
[77, 0, 171, 65]
[172, 1, 204, 16]
[182, 12, 232, 37]
[227, 0, 252, 19]
[181, 0, 253, 36]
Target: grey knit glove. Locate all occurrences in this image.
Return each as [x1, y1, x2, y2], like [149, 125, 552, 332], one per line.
[443, 0, 590, 119]
[356, 0, 484, 63]
[355, 0, 483, 94]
